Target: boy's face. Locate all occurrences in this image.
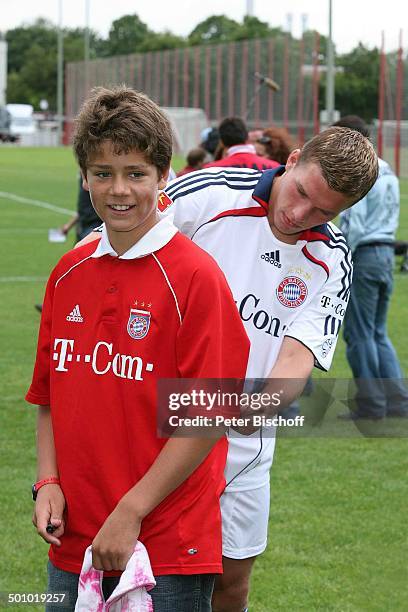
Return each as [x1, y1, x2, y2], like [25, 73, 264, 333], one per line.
[83, 141, 169, 254]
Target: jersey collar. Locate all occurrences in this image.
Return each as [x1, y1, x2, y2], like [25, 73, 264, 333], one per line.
[226, 144, 257, 155]
[91, 216, 178, 260]
[252, 165, 285, 210]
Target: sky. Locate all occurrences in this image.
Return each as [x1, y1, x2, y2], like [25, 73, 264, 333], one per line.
[1, 0, 405, 53]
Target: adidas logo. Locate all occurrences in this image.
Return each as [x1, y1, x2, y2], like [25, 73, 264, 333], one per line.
[66, 304, 83, 323]
[261, 250, 282, 268]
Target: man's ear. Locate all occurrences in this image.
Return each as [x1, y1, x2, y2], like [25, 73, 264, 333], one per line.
[285, 148, 301, 171]
[81, 170, 90, 192]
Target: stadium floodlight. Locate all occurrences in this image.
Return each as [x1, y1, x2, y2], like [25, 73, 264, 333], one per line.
[85, 0, 90, 91]
[325, 0, 335, 125]
[246, 0, 254, 17]
[57, 0, 64, 146]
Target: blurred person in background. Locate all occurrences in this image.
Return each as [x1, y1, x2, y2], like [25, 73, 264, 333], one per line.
[255, 126, 297, 165]
[205, 117, 280, 171]
[60, 175, 102, 243]
[334, 115, 408, 420]
[199, 126, 220, 160]
[176, 147, 207, 177]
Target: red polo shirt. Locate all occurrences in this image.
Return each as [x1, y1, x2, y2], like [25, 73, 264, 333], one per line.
[26, 217, 249, 575]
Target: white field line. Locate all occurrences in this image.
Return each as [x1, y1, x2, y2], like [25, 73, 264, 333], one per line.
[0, 191, 73, 216]
[0, 276, 47, 282]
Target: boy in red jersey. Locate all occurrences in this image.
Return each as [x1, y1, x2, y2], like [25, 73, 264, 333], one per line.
[26, 86, 249, 611]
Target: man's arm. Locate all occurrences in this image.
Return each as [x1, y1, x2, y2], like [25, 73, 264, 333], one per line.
[262, 337, 314, 414]
[32, 406, 65, 547]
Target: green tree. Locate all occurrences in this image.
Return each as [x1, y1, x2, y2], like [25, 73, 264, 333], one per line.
[6, 18, 57, 74]
[334, 44, 380, 121]
[188, 15, 241, 45]
[5, 21, 105, 109]
[141, 31, 186, 52]
[7, 43, 56, 107]
[106, 14, 151, 55]
[234, 15, 282, 41]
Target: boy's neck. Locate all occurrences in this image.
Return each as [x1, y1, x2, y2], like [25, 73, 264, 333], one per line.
[106, 213, 160, 256]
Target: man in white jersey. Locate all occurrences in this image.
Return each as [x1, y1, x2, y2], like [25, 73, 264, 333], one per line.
[159, 127, 378, 612]
[81, 128, 378, 611]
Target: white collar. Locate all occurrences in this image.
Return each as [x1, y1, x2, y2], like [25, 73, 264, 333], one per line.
[91, 216, 178, 260]
[227, 144, 257, 156]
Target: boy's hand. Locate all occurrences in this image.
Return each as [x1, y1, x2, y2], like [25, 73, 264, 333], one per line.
[32, 484, 65, 546]
[91, 502, 141, 571]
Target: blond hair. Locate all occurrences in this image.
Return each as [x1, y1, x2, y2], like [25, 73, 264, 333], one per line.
[298, 127, 378, 203]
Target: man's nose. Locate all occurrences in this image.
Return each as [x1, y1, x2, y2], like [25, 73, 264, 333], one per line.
[293, 202, 311, 225]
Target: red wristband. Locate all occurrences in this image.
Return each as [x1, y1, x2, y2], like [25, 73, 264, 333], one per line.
[32, 476, 60, 500]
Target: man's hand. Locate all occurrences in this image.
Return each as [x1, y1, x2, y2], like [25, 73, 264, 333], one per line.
[91, 501, 141, 572]
[32, 484, 65, 546]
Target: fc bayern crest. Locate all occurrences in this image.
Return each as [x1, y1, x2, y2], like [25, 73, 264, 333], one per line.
[127, 308, 151, 340]
[276, 276, 308, 308]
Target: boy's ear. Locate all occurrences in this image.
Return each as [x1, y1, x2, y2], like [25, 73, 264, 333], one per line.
[81, 170, 90, 192]
[158, 166, 170, 191]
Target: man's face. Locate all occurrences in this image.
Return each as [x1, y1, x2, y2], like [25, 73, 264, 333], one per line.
[83, 141, 168, 254]
[269, 149, 353, 243]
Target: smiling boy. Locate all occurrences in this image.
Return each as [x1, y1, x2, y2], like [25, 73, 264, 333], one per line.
[26, 86, 249, 611]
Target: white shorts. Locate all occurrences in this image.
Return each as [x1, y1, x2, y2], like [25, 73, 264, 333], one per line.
[221, 482, 270, 559]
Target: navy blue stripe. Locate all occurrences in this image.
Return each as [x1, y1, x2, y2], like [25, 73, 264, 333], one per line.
[317, 224, 352, 299]
[165, 169, 261, 198]
[169, 180, 258, 203]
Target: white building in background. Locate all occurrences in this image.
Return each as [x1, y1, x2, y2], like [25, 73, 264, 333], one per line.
[0, 36, 7, 106]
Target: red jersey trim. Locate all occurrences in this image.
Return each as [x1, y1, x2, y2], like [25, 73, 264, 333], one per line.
[209, 206, 268, 222]
[151, 253, 182, 324]
[301, 245, 330, 278]
[55, 255, 94, 288]
[252, 195, 269, 212]
[299, 228, 331, 243]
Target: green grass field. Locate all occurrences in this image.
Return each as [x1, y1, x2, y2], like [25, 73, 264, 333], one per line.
[0, 148, 407, 611]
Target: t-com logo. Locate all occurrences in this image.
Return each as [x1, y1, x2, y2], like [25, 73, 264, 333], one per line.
[237, 294, 287, 338]
[52, 338, 154, 381]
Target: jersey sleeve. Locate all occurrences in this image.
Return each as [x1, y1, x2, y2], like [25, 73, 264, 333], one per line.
[176, 264, 250, 380]
[25, 270, 57, 406]
[284, 248, 353, 371]
[160, 173, 213, 238]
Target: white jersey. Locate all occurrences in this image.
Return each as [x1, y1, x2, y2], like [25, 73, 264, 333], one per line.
[162, 167, 352, 490]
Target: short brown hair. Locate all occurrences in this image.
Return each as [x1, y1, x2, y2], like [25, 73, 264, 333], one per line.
[73, 85, 173, 175]
[298, 126, 378, 204]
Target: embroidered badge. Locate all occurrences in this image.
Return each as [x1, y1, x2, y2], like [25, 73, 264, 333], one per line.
[276, 276, 308, 308]
[157, 192, 173, 213]
[127, 308, 151, 340]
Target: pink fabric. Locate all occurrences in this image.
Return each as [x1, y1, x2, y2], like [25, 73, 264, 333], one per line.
[75, 543, 155, 612]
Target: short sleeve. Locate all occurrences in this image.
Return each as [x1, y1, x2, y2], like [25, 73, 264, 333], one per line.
[25, 272, 56, 406]
[284, 249, 353, 371]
